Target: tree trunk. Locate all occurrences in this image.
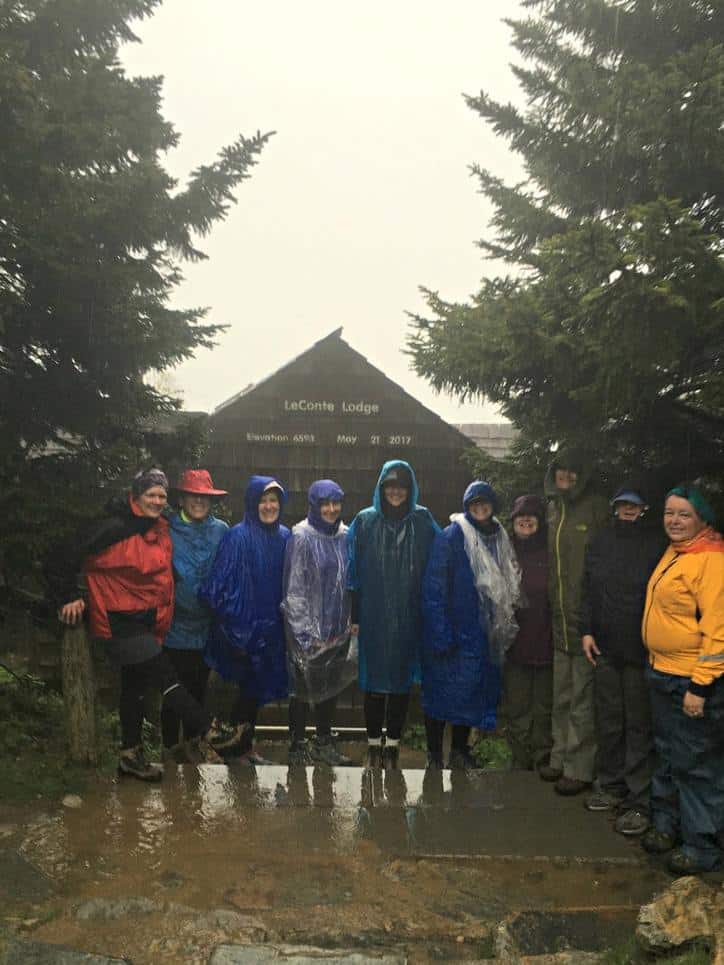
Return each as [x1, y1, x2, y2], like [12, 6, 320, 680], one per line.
[61, 623, 97, 765]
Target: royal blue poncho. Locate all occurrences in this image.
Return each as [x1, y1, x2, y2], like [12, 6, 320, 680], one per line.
[422, 481, 521, 729]
[201, 476, 290, 705]
[166, 512, 228, 651]
[347, 460, 439, 694]
[281, 479, 357, 704]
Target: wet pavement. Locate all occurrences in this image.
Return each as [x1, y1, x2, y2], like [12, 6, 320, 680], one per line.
[0, 755, 671, 963]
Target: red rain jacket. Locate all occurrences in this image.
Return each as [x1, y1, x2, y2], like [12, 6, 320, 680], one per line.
[84, 509, 174, 642]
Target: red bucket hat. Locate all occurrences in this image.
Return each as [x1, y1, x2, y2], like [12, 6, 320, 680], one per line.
[174, 469, 228, 497]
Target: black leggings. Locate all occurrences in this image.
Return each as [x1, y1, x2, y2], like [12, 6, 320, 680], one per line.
[120, 651, 210, 751]
[425, 716, 471, 755]
[364, 692, 410, 741]
[288, 696, 336, 744]
[160, 648, 211, 748]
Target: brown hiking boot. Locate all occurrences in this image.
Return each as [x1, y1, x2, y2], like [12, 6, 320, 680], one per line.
[118, 746, 163, 782]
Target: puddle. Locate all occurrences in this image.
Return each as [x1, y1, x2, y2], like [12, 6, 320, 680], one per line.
[3, 762, 669, 963]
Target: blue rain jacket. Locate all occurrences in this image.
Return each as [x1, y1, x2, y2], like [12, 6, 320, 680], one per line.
[421, 483, 504, 728]
[347, 460, 439, 693]
[166, 512, 228, 651]
[282, 479, 356, 703]
[201, 476, 290, 705]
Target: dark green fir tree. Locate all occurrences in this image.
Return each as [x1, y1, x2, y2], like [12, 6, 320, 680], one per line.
[408, 0, 724, 502]
[0, 0, 271, 580]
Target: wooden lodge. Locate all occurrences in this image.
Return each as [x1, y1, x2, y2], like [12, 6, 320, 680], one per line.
[205, 328, 478, 527]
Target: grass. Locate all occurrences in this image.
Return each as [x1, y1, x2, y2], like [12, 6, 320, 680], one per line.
[0, 670, 124, 803]
[602, 936, 712, 964]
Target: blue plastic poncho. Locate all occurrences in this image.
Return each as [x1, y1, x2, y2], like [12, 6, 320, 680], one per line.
[166, 512, 228, 651]
[422, 481, 522, 728]
[201, 476, 290, 705]
[281, 479, 357, 704]
[347, 460, 440, 693]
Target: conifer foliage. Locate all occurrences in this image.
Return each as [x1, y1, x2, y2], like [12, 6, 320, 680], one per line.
[408, 0, 724, 484]
[0, 1, 270, 577]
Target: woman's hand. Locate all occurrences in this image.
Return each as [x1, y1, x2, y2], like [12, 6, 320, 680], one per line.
[350, 624, 359, 636]
[582, 634, 600, 666]
[683, 690, 705, 718]
[59, 599, 85, 626]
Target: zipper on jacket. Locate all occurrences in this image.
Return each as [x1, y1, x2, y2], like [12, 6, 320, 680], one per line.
[642, 554, 679, 658]
[555, 500, 568, 650]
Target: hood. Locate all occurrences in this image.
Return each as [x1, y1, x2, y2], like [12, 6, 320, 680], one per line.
[463, 480, 498, 515]
[372, 459, 419, 513]
[544, 449, 594, 503]
[244, 474, 287, 524]
[307, 478, 345, 535]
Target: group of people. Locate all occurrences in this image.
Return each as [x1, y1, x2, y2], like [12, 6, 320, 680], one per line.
[50, 452, 724, 876]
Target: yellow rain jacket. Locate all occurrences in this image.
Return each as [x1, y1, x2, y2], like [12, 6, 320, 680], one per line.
[642, 530, 724, 691]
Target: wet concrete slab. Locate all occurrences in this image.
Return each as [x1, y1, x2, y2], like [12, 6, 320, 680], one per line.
[3, 762, 669, 963]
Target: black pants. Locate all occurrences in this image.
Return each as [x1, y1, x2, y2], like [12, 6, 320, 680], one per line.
[119, 651, 210, 751]
[364, 692, 410, 741]
[160, 648, 211, 748]
[424, 717, 471, 755]
[594, 656, 654, 810]
[288, 696, 336, 745]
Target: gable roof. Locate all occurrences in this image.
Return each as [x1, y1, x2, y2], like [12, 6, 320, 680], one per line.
[212, 327, 475, 446]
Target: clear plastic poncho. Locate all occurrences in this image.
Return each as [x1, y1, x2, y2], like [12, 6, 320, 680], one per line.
[452, 511, 523, 666]
[281, 480, 357, 704]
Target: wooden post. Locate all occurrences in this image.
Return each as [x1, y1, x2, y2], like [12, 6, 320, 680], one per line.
[61, 622, 97, 765]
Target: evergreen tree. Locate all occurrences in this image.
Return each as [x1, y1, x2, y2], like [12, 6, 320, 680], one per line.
[408, 0, 724, 495]
[0, 0, 271, 579]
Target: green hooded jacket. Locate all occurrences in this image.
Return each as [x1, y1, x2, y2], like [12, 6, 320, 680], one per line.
[544, 461, 609, 653]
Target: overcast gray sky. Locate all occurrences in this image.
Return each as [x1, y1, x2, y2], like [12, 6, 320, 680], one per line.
[121, 1, 525, 423]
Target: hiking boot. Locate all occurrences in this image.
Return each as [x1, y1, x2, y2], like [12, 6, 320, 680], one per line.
[538, 764, 563, 782]
[615, 809, 649, 837]
[118, 746, 163, 782]
[426, 751, 443, 769]
[206, 719, 246, 753]
[449, 748, 477, 771]
[642, 828, 677, 854]
[288, 740, 313, 766]
[585, 790, 624, 812]
[382, 745, 399, 770]
[366, 745, 383, 769]
[554, 776, 591, 796]
[667, 848, 722, 876]
[310, 735, 352, 766]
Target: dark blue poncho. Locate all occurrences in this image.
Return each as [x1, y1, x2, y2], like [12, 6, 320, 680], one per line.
[422, 481, 520, 729]
[347, 460, 439, 694]
[282, 479, 356, 703]
[166, 512, 228, 651]
[201, 475, 290, 705]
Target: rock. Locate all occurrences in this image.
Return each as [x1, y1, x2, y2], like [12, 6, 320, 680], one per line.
[75, 896, 159, 921]
[1, 939, 127, 963]
[496, 909, 636, 961]
[636, 875, 724, 955]
[61, 795, 83, 809]
[180, 908, 267, 941]
[209, 946, 406, 965]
